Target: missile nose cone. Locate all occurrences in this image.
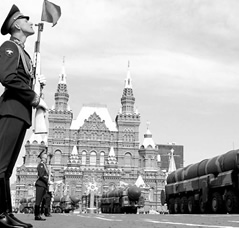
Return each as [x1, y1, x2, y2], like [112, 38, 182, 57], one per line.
[128, 185, 141, 200]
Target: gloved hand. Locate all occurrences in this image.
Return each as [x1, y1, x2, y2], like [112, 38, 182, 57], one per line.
[37, 98, 48, 111]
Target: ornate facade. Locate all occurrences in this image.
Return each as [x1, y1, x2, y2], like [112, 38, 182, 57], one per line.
[15, 63, 183, 211]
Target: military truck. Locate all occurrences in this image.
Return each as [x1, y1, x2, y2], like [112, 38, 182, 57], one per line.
[52, 195, 80, 213]
[52, 196, 62, 213]
[19, 197, 35, 214]
[60, 195, 73, 213]
[101, 185, 145, 214]
[162, 149, 239, 214]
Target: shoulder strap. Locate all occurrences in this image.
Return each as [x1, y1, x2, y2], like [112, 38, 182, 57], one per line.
[8, 40, 32, 77]
[7, 40, 20, 68]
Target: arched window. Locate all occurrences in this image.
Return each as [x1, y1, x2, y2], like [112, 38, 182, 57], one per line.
[110, 134, 114, 141]
[90, 151, 96, 165]
[54, 150, 61, 164]
[100, 152, 105, 166]
[124, 153, 132, 167]
[82, 151, 86, 165]
[149, 188, 154, 202]
[69, 182, 76, 196]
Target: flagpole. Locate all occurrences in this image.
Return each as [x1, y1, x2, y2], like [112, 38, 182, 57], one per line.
[33, 22, 48, 134]
[33, 23, 44, 96]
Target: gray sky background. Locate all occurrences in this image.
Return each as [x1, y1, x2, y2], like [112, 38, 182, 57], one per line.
[1, 0, 239, 182]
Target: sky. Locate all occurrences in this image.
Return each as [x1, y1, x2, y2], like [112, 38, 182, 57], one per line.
[1, 0, 239, 183]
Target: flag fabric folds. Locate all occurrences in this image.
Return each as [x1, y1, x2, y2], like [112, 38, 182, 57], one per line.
[41, 0, 61, 26]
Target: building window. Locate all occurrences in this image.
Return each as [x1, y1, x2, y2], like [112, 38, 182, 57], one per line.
[82, 151, 86, 165]
[100, 152, 105, 166]
[124, 153, 132, 167]
[90, 151, 96, 165]
[54, 150, 61, 164]
[149, 188, 154, 202]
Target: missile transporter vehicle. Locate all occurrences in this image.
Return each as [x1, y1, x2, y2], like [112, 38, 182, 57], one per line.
[19, 197, 35, 214]
[101, 185, 145, 213]
[162, 149, 239, 214]
[52, 195, 80, 213]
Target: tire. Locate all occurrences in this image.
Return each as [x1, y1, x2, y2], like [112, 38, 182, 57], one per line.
[199, 195, 208, 214]
[23, 208, 29, 214]
[55, 207, 62, 213]
[211, 192, 223, 213]
[180, 196, 188, 214]
[225, 190, 239, 214]
[168, 198, 175, 214]
[187, 196, 197, 214]
[28, 208, 33, 214]
[174, 197, 180, 214]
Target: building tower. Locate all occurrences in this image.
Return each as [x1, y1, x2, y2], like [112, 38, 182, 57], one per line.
[115, 62, 140, 173]
[47, 58, 73, 181]
[138, 122, 165, 211]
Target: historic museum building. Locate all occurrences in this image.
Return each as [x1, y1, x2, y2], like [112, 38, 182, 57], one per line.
[15, 63, 184, 211]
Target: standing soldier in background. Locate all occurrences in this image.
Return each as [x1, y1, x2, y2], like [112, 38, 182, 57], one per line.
[0, 4, 48, 228]
[34, 150, 49, 221]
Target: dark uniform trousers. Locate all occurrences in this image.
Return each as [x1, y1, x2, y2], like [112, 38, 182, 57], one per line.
[0, 116, 27, 214]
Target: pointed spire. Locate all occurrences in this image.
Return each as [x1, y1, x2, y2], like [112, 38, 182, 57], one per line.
[109, 146, 115, 157]
[69, 145, 79, 164]
[107, 146, 117, 165]
[142, 121, 155, 148]
[135, 107, 139, 115]
[168, 148, 176, 174]
[71, 145, 77, 155]
[135, 175, 146, 188]
[59, 56, 66, 84]
[125, 60, 132, 89]
[146, 121, 152, 135]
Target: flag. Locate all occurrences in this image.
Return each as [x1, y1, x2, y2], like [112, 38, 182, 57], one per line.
[41, 0, 61, 26]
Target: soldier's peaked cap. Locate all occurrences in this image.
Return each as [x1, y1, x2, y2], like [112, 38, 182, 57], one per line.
[1, 4, 29, 35]
[38, 149, 47, 158]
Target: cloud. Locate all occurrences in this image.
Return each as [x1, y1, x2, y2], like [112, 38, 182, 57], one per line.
[1, 0, 239, 177]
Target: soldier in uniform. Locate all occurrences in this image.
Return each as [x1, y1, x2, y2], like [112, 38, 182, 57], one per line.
[34, 150, 49, 221]
[0, 4, 48, 228]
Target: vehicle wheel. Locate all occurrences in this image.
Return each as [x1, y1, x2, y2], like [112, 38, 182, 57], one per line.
[199, 195, 208, 214]
[174, 197, 180, 214]
[225, 190, 239, 214]
[55, 207, 62, 213]
[211, 192, 223, 213]
[180, 196, 188, 214]
[187, 196, 197, 214]
[168, 198, 175, 214]
[28, 208, 33, 214]
[23, 208, 29, 214]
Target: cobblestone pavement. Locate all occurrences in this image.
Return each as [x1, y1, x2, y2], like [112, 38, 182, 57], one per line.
[13, 213, 239, 228]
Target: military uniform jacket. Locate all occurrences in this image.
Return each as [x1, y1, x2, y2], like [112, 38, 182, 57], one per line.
[35, 161, 49, 189]
[0, 37, 38, 128]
